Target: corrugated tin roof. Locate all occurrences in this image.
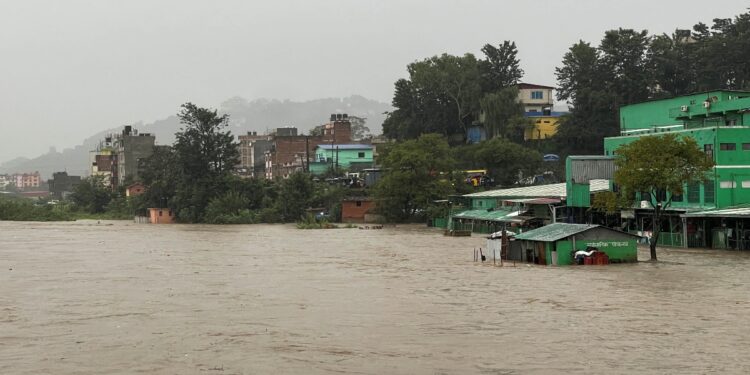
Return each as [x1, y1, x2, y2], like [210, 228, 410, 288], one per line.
[318, 144, 373, 150]
[452, 209, 525, 222]
[524, 111, 567, 118]
[681, 205, 750, 218]
[464, 179, 610, 199]
[518, 83, 555, 89]
[514, 223, 599, 242]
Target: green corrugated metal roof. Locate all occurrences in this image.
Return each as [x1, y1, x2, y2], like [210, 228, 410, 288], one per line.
[514, 223, 599, 242]
[452, 209, 516, 222]
[681, 205, 750, 218]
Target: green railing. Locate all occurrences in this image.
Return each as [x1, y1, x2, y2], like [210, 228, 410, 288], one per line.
[627, 230, 684, 248]
[657, 232, 684, 247]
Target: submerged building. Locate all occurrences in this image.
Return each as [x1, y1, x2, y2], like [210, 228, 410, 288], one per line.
[583, 90, 750, 250]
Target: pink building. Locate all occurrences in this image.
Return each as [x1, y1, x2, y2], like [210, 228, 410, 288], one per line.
[13, 172, 41, 189]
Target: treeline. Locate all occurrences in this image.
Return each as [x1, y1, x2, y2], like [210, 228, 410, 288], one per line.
[383, 41, 528, 143]
[383, 10, 750, 157]
[64, 103, 349, 224]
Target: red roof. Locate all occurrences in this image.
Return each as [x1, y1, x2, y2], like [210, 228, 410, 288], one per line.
[517, 83, 555, 90]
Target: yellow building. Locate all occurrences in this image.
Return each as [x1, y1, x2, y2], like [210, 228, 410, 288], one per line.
[524, 114, 562, 140]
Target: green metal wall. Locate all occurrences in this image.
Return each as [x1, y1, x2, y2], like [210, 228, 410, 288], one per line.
[567, 183, 591, 207]
[471, 198, 497, 209]
[605, 127, 750, 210]
[620, 91, 750, 130]
[550, 239, 638, 265]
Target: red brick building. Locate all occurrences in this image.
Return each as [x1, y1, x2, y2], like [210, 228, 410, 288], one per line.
[126, 183, 146, 197]
[341, 197, 375, 223]
[265, 115, 352, 179]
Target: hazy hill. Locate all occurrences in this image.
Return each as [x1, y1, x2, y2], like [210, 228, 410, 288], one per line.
[0, 95, 391, 179]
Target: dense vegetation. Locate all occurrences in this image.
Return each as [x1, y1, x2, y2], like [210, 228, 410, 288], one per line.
[555, 13, 750, 155]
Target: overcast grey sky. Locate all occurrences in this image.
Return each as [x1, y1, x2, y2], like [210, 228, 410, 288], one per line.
[1, 0, 747, 163]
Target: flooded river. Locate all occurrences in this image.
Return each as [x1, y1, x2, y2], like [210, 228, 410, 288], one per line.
[1, 221, 749, 374]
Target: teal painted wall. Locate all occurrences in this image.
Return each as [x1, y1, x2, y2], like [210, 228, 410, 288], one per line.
[315, 148, 373, 170]
[568, 183, 591, 207]
[309, 162, 329, 176]
[604, 127, 750, 209]
[620, 91, 750, 130]
[471, 198, 497, 209]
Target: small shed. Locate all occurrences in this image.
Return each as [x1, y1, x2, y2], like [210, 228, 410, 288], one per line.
[148, 207, 175, 224]
[512, 223, 639, 265]
[341, 197, 375, 223]
[126, 183, 146, 198]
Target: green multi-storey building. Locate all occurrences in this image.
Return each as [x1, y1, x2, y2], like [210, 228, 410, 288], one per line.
[600, 90, 750, 249]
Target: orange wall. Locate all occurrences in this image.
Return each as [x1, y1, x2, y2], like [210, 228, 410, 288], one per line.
[148, 208, 175, 224]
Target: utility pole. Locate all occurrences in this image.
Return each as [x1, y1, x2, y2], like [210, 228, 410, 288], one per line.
[305, 136, 310, 172]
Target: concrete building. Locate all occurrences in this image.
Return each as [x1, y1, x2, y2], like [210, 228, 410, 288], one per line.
[478, 83, 565, 140]
[341, 197, 375, 223]
[309, 144, 374, 175]
[112, 125, 155, 188]
[560, 90, 750, 250]
[11, 172, 41, 189]
[237, 132, 272, 178]
[517, 83, 555, 114]
[0, 174, 10, 189]
[524, 112, 565, 140]
[148, 207, 175, 224]
[264, 114, 352, 179]
[48, 171, 82, 199]
[90, 135, 116, 187]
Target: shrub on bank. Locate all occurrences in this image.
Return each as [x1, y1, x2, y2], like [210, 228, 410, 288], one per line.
[0, 197, 75, 221]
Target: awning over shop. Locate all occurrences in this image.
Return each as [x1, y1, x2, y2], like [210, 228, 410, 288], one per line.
[503, 197, 562, 205]
[463, 179, 609, 199]
[681, 205, 750, 218]
[452, 209, 527, 223]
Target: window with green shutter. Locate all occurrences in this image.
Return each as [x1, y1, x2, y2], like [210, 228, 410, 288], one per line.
[704, 180, 715, 204]
[687, 182, 700, 203]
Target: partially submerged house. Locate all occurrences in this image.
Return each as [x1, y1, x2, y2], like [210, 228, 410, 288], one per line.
[448, 180, 610, 234]
[511, 223, 639, 265]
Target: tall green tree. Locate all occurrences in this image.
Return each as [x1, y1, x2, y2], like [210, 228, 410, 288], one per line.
[383, 53, 483, 141]
[479, 41, 524, 93]
[554, 41, 615, 155]
[479, 86, 529, 141]
[139, 145, 179, 210]
[408, 53, 482, 137]
[70, 176, 112, 213]
[374, 134, 455, 221]
[172, 103, 240, 222]
[647, 30, 697, 97]
[275, 172, 315, 222]
[611, 134, 713, 261]
[599, 29, 652, 108]
[472, 138, 543, 186]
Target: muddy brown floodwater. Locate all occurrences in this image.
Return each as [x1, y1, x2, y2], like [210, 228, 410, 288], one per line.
[1, 221, 750, 374]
